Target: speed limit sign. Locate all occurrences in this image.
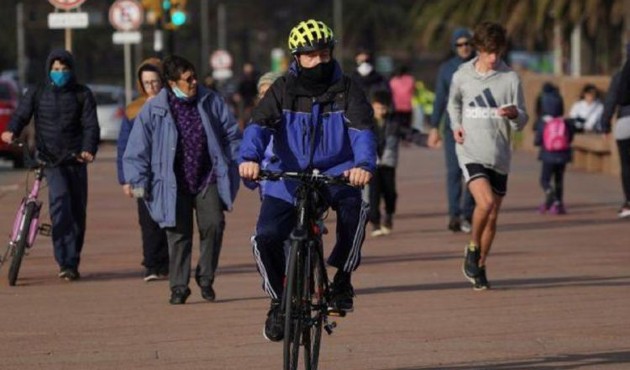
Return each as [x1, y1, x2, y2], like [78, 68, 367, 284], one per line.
[48, 0, 87, 11]
[109, 0, 144, 32]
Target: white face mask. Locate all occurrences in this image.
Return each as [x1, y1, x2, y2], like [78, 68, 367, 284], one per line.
[357, 62, 373, 77]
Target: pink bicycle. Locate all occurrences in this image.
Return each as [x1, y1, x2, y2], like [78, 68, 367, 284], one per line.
[0, 141, 62, 286]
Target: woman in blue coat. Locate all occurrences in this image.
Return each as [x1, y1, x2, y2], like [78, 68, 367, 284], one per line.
[123, 55, 241, 304]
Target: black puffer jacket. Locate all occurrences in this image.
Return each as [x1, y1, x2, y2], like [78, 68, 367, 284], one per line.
[9, 49, 100, 163]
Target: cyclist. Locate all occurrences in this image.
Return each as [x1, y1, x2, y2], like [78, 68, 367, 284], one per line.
[1, 49, 100, 281]
[239, 19, 376, 342]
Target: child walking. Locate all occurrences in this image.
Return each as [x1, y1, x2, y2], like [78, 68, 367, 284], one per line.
[533, 82, 573, 214]
[369, 90, 400, 236]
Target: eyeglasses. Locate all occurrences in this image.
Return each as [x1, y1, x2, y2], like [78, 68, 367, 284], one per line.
[456, 41, 471, 48]
[142, 80, 161, 87]
[178, 74, 197, 84]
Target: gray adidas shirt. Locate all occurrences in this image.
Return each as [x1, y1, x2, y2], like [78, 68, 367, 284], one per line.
[447, 57, 528, 174]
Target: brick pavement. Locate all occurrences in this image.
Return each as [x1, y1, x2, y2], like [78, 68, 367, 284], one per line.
[0, 143, 628, 370]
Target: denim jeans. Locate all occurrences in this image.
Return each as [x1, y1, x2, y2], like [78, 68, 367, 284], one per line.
[443, 127, 475, 220]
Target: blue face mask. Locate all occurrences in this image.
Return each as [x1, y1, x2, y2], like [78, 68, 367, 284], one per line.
[172, 86, 188, 99]
[50, 70, 71, 87]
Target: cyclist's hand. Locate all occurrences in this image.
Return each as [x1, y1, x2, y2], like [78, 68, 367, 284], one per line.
[77, 151, 94, 163]
[1, 131, 13, 144]
[453, 127, 465, 144]
[122, 184, 133, 198]
[344, 167, 372, 186]
[239, 161, 260, 180]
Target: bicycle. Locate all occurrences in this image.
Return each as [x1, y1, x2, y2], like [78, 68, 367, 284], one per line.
[0, 141, 71, 286]
[259, 169, 350, 370]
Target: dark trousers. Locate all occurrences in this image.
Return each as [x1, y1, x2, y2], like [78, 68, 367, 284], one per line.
[45, 164, 87, 270]
[368, 166, 397, 225]
[617, 138, 630, 203]
[444, 128, 475, 220]
[137, 199, 169, 270]
[165, 183, 225, 291]
[540, 162, 566, 203]
[252, 188, 368, 300]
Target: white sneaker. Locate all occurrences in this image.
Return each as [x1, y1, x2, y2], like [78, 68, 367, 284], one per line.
[618, 206, 630, 218]
[371, 229, 385, 237]
[460, 219, 472, 233]
[380, 226, 391, 235]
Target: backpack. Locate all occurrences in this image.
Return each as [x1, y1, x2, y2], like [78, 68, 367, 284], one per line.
[542, 117, 570, 151]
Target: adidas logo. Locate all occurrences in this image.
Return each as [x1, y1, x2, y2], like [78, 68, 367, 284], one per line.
[464, 88, 502, 119]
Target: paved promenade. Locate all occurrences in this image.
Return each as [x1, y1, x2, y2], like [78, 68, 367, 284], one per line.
[0, 143, 628, 370]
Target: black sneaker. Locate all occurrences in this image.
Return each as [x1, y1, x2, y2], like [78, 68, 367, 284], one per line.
[473, 266, 490, 291]
[143, 268, 159, 282]
[157, 265, 169, 279]
[263, 299, 284, 342]
[462, 243, 481, 282]
[200, 285, 216, 302]
[329, 271, 354, 313]
[64, 268, 80, 281]
[169, 287, 191, 305]
[448, 217, 461, 232]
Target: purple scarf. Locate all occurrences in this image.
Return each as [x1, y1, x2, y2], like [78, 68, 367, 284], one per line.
[168, 91, 213, 194]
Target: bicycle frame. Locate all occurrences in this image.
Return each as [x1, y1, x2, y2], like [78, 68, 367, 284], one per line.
[259, 170, 347, 370]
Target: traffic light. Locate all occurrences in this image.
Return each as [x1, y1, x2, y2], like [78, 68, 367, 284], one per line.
[141, 0, 162, 25]
[163, 0, 187, 29]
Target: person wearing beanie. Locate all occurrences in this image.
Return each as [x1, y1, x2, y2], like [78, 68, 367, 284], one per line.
[428, 27, 477, 233]
[116, 57, 170, 282]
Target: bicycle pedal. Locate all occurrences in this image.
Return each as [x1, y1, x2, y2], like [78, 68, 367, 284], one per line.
[327, 309, 347, 317]
[324, 321, 337, 335]
[39, 223, 52, 237]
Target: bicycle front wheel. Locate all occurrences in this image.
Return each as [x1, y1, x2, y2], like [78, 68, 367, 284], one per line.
[305, 243, 326, 370]
[8, 202, 36, 286]
[283, 239, 304, 370]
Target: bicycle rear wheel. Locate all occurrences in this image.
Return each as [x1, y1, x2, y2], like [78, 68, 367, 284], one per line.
[8, 202, 36, 286]
[283, 239, 304, 370]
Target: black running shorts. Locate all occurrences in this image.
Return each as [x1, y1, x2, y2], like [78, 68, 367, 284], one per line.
[462, 163, 508, 196]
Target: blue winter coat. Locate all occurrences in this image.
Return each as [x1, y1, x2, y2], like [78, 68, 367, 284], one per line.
[123, 86, 241, 227]
[239, 60, 376, 203]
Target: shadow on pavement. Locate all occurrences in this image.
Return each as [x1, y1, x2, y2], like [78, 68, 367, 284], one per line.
[357, 275, 630, 296]
[396, 349, 630, 369]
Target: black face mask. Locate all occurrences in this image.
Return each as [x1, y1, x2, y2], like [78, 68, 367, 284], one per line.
[298, 60, 335, 95]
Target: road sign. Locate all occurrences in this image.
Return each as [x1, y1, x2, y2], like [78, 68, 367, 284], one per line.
[109, 0, 144, 32]
[48, 0, 87, 11]
[113, 31, 142, 44]
[48, 12, 89, 29]
[210, 50, 233, 70]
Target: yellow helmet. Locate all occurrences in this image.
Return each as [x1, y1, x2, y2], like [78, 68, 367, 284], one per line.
[288, 19, 335, 55]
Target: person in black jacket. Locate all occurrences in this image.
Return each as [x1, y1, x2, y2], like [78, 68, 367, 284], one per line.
[602, 47, 630, 218]
[1, 49, 100, 281]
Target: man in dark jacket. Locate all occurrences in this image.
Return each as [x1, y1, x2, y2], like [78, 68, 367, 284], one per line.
[427, 28, 476, 233]
[239, 19, 376, 342]
[1, 49, 100, 281]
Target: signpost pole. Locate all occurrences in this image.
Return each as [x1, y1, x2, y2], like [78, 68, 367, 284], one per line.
[65, 28, 72, 52]
[124, 42, 132, 105]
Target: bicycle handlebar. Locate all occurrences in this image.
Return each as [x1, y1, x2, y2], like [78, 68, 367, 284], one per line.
[11, 140, 79, 168]
[258, 169, 350, 186]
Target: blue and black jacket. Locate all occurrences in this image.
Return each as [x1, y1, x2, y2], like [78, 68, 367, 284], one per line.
[239, 60, 376, 203]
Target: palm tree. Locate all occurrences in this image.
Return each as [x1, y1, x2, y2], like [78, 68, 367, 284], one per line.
[409, 0, 625, 74]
